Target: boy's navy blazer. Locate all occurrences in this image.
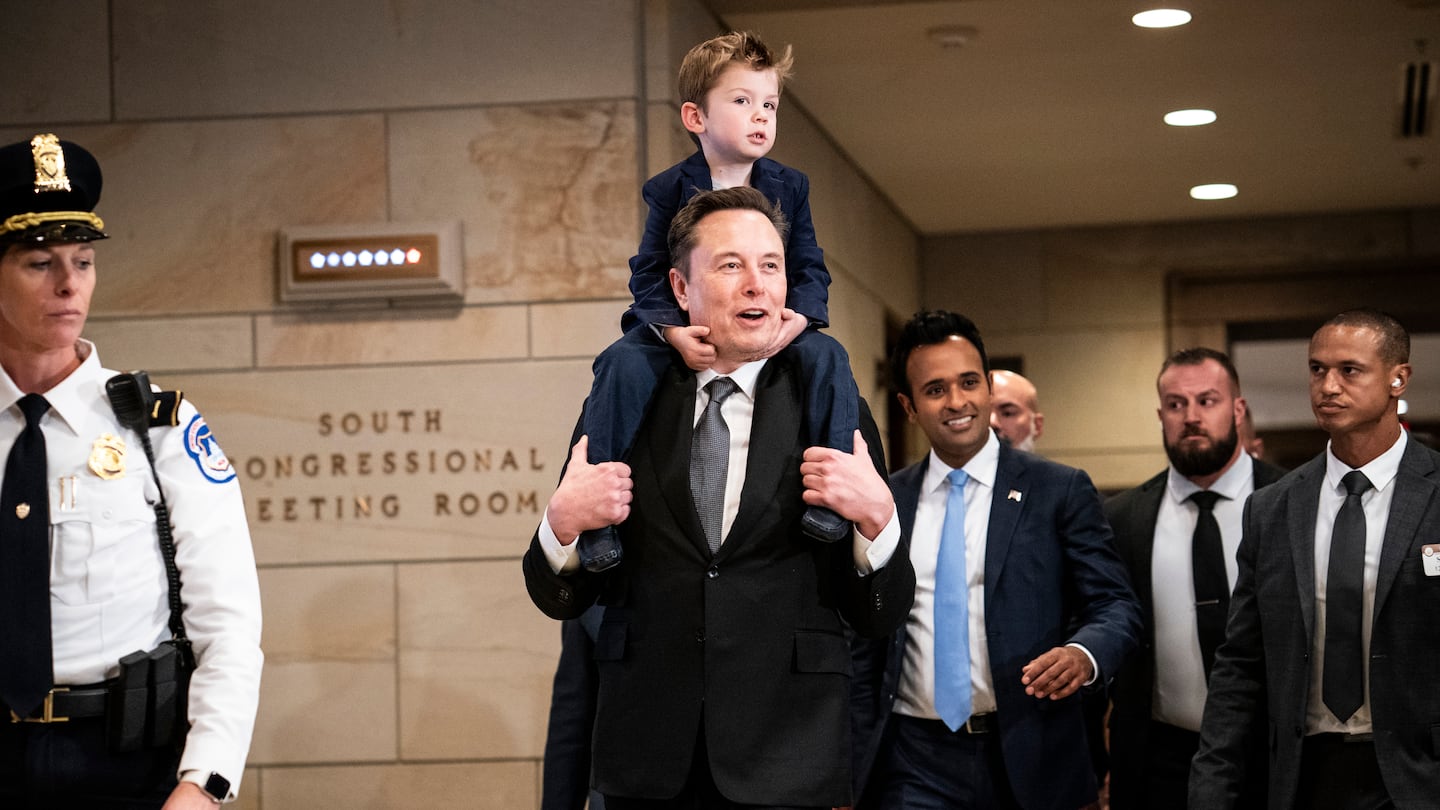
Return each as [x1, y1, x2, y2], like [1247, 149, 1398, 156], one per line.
[851, 444, 1142, 810]
[623, 150, 829, 332]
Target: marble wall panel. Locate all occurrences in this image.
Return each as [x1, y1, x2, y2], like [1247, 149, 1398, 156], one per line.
[111, 0, 637, 119]
[258, 566, 396, 663]
[0, 116, 389, 316]
[250, 567, 398, 765]
[0, 3, 111, 125]
[922, 231, 1048, 334]
[254, 305, 527, 368]
[397, 561, 559, 760]
[769, 106, 920, 322]
[249, 660, 397, 765]
[388, 103, 639, 307]
[980, 326, 1166, 489]
[259, 761, 535, 809]
[83, 316, 254, 373]
[165, 359, 591, 566]
[530, 301, 628, 359]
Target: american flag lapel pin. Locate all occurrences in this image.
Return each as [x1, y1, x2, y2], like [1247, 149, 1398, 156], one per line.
[1007, 489, 1022, 502]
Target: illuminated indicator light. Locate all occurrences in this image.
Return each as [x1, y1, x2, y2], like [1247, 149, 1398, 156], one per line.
[1164, 109, 1216, 126]
[1132, 9, 1191, 28]
[407, 248, 422, 264]
[342, 251, 357, 267]
[326, 252, 340, 267]
[1190, 183, 1237, 200]
[376, 250, 390, 266]
[359, 250, 374, 266]
[309, 252, 326, 269]
[389, 248, 404, 265]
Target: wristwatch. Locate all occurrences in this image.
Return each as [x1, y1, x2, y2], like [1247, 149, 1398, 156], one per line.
[203, 772, 231, 803]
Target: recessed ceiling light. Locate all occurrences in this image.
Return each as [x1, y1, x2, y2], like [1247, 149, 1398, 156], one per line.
[1165, 108, 1217, 126]
[1132, 9, 1192, 28]
[1190, 183, 1238, 200]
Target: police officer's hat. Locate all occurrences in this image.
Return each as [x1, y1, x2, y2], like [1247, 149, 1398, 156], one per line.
[0, 133, 107, 246]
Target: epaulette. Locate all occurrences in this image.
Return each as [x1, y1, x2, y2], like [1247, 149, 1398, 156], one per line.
[149, 390, 184, 427]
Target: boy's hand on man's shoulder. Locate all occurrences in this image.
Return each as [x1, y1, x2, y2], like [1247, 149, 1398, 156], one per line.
[665, 325, 717, 371]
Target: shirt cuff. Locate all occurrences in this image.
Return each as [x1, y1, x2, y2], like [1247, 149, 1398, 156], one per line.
[179, 770, 227, 803]
[1066, 642, 1101, 686]
[538, 510, 582, 574]
[853, 509, 901, 575]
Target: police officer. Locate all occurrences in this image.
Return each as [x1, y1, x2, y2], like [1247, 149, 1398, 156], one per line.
[0, 134, 262, 807]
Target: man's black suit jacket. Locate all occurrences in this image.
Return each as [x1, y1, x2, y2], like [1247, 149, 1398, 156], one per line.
[1191, 437, 1440, 808]
[850, 447, 1141, 810]
[524, 353, 915, 806]
[1103, 458, 1285, 809]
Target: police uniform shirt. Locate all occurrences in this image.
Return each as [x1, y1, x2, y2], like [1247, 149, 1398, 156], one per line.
[0, 339, 263, 798]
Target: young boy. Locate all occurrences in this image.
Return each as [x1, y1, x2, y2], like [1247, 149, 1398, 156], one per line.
[577, 31, 860, 571]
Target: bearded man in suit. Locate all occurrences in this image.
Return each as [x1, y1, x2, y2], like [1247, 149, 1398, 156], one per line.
[1105, 347, 1284, 809]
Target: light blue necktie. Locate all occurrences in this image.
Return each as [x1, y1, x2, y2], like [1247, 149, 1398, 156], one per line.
[935, 468, 972, 731]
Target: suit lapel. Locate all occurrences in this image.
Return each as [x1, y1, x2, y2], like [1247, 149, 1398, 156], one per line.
[984, 446, 1028, 602]
[723, 359, 798, 557]
[679, 151, 712, 205]
[1288, 456, 1325, 640]
[1374, 439, 1440, 617]
[1128, 473, 1167, 629]
[646, 364, 710, 558]
[749, 158, 785, 203]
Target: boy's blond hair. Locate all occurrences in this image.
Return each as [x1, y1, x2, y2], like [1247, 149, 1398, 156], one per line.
[678, 31, 794, 109]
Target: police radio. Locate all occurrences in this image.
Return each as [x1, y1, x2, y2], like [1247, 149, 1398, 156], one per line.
[104, 371, 194, 752]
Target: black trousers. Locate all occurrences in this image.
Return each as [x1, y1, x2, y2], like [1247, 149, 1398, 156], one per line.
[860, 715, 1020, 810]
[0, 715, 179, 809]
[1296, 734, 1393, 810]
[603, 722, 825, 810]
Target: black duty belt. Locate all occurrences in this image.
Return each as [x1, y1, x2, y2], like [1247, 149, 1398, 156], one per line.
[7, 683, 112, 724]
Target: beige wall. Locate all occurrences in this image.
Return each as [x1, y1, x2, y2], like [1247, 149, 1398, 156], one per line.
[2, 1, 918, 807]
[920, 207, 1440, 489]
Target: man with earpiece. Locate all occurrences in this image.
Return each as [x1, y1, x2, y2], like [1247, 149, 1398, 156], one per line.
[1192, 309, 1440, 810]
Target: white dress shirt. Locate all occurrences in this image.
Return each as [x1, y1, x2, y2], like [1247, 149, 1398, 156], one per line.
[1306, 430, 1407, 735]
[1151, 452, 1255, 731]
[0, 341, 263, 800]
[541, 358, 899, 573]
[897, 434, 1001, 718]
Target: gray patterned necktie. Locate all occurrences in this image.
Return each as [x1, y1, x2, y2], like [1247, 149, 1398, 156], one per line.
[691, 377, 739, 555]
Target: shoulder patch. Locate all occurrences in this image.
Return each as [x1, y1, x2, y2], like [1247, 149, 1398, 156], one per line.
[183, 413, 236, 484]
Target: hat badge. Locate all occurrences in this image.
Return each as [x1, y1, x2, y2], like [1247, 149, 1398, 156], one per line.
[31, 133, 72, 193]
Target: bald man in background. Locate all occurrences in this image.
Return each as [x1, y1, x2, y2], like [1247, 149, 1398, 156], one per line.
[990, 370, 1043, 453]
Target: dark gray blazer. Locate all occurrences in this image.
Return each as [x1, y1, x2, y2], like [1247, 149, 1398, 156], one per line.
[1191, 438, 1440, 808]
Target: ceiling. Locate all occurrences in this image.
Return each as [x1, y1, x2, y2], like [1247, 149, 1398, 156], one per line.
[710, 0, 1440, 234]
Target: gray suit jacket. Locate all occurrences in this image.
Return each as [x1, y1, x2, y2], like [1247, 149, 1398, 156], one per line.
[1191, 437, 1440, 809]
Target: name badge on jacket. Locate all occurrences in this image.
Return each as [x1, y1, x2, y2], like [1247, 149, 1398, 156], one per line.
[1423, 544, 1440, 577]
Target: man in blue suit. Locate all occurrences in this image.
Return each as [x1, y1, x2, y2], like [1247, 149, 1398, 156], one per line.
[851, 310, 1141, 810]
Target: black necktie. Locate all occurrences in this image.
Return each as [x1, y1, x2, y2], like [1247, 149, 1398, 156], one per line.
[1324, 470, 1372, 723]
[1189, 490, 1229, 677]
[0, 394, 54, 717]
[691, 378, 738, 555]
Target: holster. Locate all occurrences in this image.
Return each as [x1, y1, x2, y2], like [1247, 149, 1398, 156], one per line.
[107, 639, 195, 753]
